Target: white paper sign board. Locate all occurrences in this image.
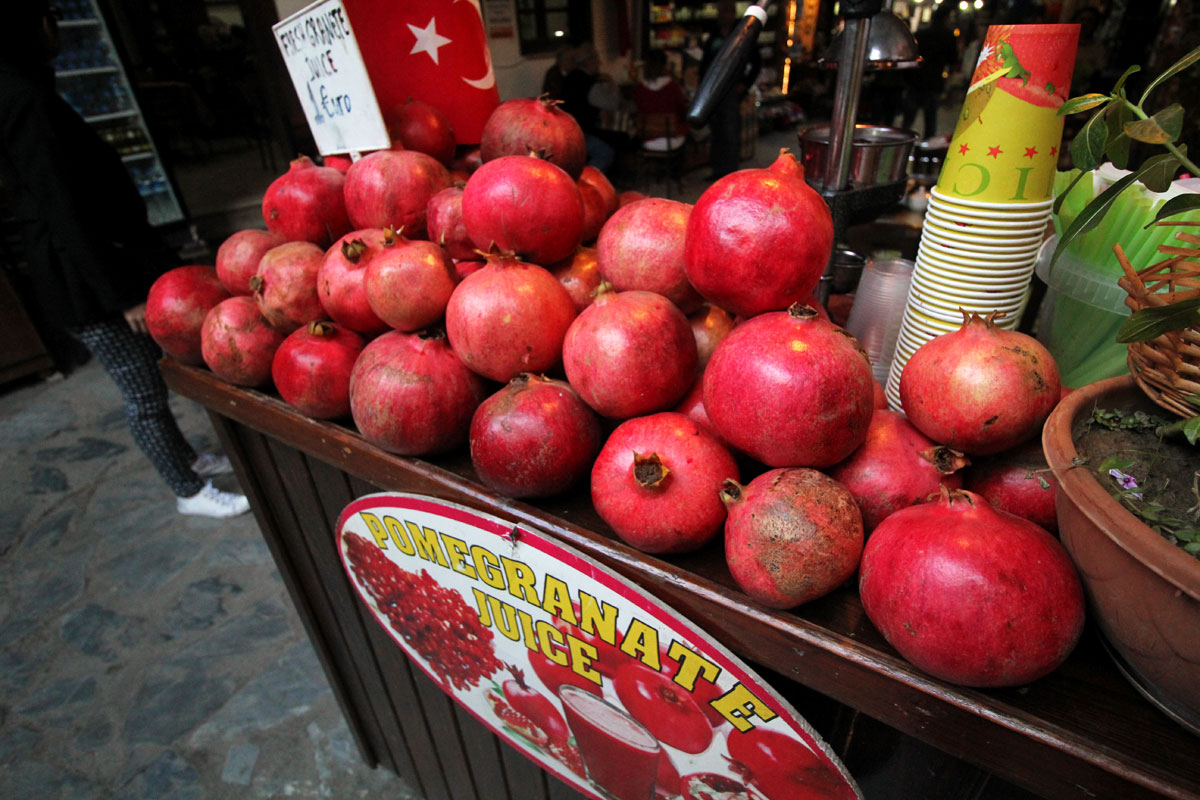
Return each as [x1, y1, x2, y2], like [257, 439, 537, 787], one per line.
[272, 0, 391, 156]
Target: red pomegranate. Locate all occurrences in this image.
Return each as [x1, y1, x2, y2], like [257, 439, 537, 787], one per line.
[578, 180, 610, 244]
[859, 488, 1084, 686]
[479, 96, 587, 180]
[453, 259, 485, 281]
[343, 149, 452, 236]
[964, 438, 1059, 532]
[828, 409, 969, 532]
[580, 165, 618, 216]
[683, 149, 833, 318]
[563, 287, 698, 419]
[384, 98, 456, 165]
[271, 321, 364, 419]
[318, 230, 390, 335]
[215, 229, 286, 295]
[726, 727, 856, 800]
[613, 662, 714, 753]
[250, 241, 327, 333]
[461, 154, 584, 266]
[261, 155, 351, 248]
[872, 379, 888, 410]
[425, 185, 476, 260]
[672, 377, 727, 446]
[597, 197, 702, 313]
[703, 304, 874, 467]
[349, 329, 486, 455]
[591, 412, 738, 554]
[689, 303, 736, 371]
[445, 251, 576, 382]
[618, 190, 647, 208]
[200, 296, 285, 387]
[450, 146, 483, 175]
[723, 468, 863, 609]
[469, 374, 602, 498]
[322, 154, 353, 173]
[899, 312, 1061, 455]
[145, 265, 231, 365]
[549, 246, 602, 314]
[362, 228, 457, 332]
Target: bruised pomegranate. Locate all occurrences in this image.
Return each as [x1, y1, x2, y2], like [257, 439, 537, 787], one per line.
[261, 155, 351, 248]
[899, 312, 1061, 455]
[250, 241, 327, 333]
[689, 303, 736, 371]
[362, 228, 457, 332]
[445, 251, 576, 382]
[200, 296, 285, 387]
[271, 321, 364, 419]
[725, 727, 855, 800]
[597, 197, 702, 313]
[145, 265, 231, 365]
[964, 438, 1058, 532]
[683, 149, 833, 318]
[549, 246, 602, 313]
[215, 229, 286, 295]
[722, 468, 863, 609]
[563, 287, 698, 419]
[461, 154, 584, 265]
[469, 374, 602, 498]
[349, 329, 485, 456]
[591, 412, 738, 554]
[318, 230, 390, 335]
[343, 149, 451, 235]
[828, 410, 968, 532]
[425, 185, 475, 260]
[384, 98, 456, 165]
[859, 488, 1084, 687]
[704, 305, 874, 467]
[479, 95, 587, 180]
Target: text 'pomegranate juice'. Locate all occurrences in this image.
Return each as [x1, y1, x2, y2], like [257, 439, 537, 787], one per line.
[559, 685, 662, 800]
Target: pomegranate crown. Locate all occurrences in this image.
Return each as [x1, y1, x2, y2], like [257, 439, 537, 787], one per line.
[959, 309, 1005, 330]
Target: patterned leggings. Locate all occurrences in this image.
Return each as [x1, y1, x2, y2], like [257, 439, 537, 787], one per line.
[71, 319, 204, 498]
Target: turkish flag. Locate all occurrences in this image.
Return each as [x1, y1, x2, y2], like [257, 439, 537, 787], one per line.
[343, 0, 500, 144]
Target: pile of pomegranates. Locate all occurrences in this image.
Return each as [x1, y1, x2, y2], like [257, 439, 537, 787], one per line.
[144, 94, 1085, 693]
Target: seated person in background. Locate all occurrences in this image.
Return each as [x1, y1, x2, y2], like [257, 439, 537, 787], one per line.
[634, 49, 688, 151]
[542, 43, 575, 101]
[562, 42, 617, 174]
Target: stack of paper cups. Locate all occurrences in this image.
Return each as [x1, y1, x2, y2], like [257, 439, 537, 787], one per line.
[884, 23, 1079, 411]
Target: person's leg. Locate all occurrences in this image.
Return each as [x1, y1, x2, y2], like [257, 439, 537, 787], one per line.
[72, 319, 204, 497]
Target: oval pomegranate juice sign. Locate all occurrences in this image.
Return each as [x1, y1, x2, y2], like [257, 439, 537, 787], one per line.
[337, 493, 861, 800]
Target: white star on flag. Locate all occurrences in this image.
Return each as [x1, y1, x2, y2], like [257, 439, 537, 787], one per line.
[408, 17, 452, 65]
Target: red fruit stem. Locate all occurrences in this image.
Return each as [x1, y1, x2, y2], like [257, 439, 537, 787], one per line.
[248, 274, 264, 293]
[506, 663, 530, 689]
[306, 320, 334, 337]
[787, 303, 820, 320]
[633, 452, 670, 489]
[382, 226, 402, 247]
[719, 478, 743, 506]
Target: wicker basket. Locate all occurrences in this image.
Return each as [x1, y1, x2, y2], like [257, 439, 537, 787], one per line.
[1116, 220, 1200, 419]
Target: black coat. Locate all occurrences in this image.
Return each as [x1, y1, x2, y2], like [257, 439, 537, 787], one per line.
[0, 63, 168, 330]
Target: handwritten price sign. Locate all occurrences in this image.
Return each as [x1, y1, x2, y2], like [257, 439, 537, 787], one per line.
[273, 0, 390, 156]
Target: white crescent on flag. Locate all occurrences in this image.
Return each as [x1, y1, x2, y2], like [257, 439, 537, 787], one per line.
[456, 0, 496, 90]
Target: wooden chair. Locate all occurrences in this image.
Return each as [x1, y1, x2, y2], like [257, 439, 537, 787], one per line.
[635, 111, 687, 198]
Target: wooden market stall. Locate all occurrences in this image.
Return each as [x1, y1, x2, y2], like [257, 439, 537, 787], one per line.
[162, 358, 1200, 800]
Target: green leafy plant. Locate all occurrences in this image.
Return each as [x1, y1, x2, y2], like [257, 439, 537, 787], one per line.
[1052, 45, 1200, 268]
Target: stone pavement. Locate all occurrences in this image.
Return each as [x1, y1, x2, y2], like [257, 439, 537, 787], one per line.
[0, 360, 421, 799]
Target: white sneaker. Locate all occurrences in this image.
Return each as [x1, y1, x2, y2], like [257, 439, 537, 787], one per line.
[191, 453, 233, 478]
[177, 481, 251, 518]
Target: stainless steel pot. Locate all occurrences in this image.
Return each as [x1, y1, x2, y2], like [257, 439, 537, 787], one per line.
[798, 124, 917, 190]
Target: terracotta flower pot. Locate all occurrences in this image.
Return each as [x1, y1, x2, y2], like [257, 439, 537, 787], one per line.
[1042, 375, 1200, 734]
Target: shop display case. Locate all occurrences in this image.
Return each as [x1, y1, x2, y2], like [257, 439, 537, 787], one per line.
[53, 0, 185, 227]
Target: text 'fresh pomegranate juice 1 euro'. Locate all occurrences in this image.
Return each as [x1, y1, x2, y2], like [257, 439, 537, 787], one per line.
[559, 685, 662, 800]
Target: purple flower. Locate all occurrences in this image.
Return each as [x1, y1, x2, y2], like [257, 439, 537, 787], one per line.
[1108, 468, 1143, 500]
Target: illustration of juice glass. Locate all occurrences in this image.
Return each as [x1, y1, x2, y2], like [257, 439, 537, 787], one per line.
[559, 685, 662, 800]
